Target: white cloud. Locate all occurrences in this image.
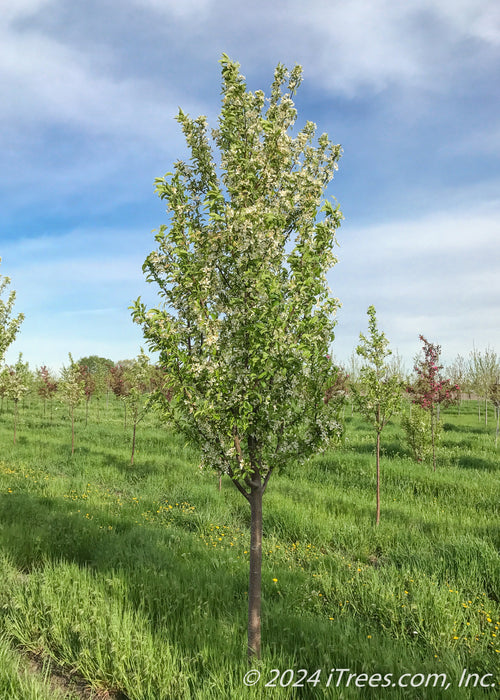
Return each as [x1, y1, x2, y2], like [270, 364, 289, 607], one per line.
[330, 199, 500, 365]
[294, 0, 499, 94]
[129, 0, 212, 20]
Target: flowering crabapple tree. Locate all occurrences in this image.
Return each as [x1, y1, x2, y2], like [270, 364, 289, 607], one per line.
[2, 353, 31, 444]
[77, 363, 96, 426]
[0, 257, 24, 366]
[350, 306, 402, 525]
[59, 354, 85, 456]
[406, 335, 460, 471]
[123, 349, 155, 466]
[108, 363, 131, 428]
[77, 356, 114, 421]
[132, 55, 344, 660]
[36, 365, 58, 419]
[489, 375, 500, 447]
[468, 347, 498, 426]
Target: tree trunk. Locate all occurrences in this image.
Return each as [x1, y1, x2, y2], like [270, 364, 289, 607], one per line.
[86, 399, 89, 427]
[248, 479, 263, 661]
[495, 406, 499, 449]
[71, 406, 75, 456]
[131, 421, 137, 465]
[484, 396, 488, 426]
[13, 401, 18, 445]
[431, 405, 436, 472]
[376, 430, 381, 526]
[124, 402, 127, 430]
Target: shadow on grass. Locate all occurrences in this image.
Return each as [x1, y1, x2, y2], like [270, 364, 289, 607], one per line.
[456, 455, 498, 471]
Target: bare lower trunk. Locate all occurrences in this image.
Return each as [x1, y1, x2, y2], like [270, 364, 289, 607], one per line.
[13, 401, 18, 445]
[431, 406, 436, 472]
[71, 406, 75, 456]
[376, 430, 380, 526]
[495, 406, 499, 448]
[131, 421, 137, 465]
[248, 479, 263, 661]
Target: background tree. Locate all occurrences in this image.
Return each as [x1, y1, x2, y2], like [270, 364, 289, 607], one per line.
[446, 353, 467, 414]
[0, 257, 24, 365]
[3, 353, 31, 444]
[77, 364, 96, 426]
[132, 55, 344, 660]
[489, 375, 500, 448]
[35, 366, 58, 418]
[77, 356, 114, 420]
[350, 306, 402, 526]
[324, 361, 349, 420]
[59, 354, 85, 455]
[407, 336, 460, 471]
[468, 347, 498, 426]
[123, 350, 155, 465]
[108, 363, 131, 428]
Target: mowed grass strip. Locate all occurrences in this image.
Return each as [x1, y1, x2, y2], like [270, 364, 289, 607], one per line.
[0, 396, 498, 698]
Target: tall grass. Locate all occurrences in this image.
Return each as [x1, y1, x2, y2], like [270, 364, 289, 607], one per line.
[0, 395, 498, 698]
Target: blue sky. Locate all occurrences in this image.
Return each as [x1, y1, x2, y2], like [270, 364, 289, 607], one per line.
[1, 0, 499, 374]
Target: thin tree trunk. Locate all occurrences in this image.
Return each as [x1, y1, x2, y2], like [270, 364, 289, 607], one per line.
[248, 478, 263, 661]
[431, 406, 436, 472]
[376, 430, 381, 526]
[124, 402, 127, 430]
[484, 396, 488, 426]
[86, 399, 89, 427]
[218, 474, 222, 491]
[13, 401, 18, 445]
[131, 421, 137, 465]
[495, 406, 499, 448]
[71, 406, 75, 456]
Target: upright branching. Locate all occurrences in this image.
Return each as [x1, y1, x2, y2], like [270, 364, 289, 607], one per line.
[0, 257, 24, 365]
[3, 353, 31, 444]
[407, 336, 460, 471]
[123, 350, 155, 465]
[132, 55, 344, 660]
[59, 354, 85, 455]
[469, 347, 499, 426]
[350, 306, 402, 525]
[36, 366, 59, 419]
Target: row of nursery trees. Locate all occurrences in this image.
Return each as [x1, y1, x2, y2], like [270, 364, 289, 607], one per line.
[2, 58, 500, 662]
[0, 349, 171, 463]
[334, 326, 500, 461]
[346, 342, 500, 425]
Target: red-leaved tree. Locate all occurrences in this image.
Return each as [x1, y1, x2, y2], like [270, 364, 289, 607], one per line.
[36, 365, 58, 419]
[406, 335, 460, 471]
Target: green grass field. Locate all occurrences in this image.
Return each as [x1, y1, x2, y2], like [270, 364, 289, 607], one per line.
[0, 396, 498, 699]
